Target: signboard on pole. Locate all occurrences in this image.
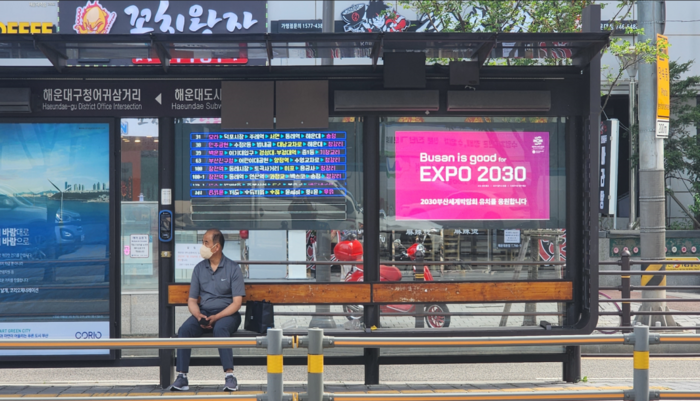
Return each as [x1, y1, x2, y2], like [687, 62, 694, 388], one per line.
[656, 34, 670, 139]
[599, 119, 620, 216]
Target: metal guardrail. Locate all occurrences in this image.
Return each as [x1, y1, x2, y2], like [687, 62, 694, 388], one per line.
[238, 261, 567, 266]
[0, 398, 259, 401]
[295, 327, 699, 401]
[247, 255, 700, 332]
[0, 326, 698, 401]
[597, 253, 700, 333]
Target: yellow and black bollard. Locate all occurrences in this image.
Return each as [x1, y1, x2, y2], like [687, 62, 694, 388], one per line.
[633, 325, 650, 401]
[307, 328, 325, 401]
[267, 329, 284, 401]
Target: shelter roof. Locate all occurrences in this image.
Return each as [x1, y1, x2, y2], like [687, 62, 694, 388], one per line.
[0, 32, 610, 75]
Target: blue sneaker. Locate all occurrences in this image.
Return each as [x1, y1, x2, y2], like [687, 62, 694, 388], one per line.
[170, 373, 189, 391]
[224, 374, 239, 391]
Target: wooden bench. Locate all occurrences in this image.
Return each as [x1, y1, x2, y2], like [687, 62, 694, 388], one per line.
[168, 281, 573, 305]
[167, 280, 574, 338]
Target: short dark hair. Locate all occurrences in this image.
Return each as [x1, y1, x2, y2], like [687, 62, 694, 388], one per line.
[208, 229, 225, 249]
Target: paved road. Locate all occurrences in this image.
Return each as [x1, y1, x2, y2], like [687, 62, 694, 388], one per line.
[0, 358, 698, 385]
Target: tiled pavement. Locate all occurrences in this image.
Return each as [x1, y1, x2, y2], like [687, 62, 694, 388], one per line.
[0, 381, 698, 396]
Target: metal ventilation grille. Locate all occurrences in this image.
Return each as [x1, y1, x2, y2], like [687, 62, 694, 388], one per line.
[191, 198, 347, 222]
[447, 91, 551, 112]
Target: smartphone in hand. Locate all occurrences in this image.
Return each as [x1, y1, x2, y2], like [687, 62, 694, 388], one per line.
[199, 317, 210, 326]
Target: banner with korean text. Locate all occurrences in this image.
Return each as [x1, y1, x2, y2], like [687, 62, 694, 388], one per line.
[656, 33, 670, 138]
[394, 131, 550, 221]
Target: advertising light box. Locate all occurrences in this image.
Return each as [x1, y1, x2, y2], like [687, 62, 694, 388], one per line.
[0, 122, 111, 357]
[394, 131, 550, 221]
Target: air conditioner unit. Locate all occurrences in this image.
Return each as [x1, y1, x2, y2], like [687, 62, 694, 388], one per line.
[0, 88, 31, 113]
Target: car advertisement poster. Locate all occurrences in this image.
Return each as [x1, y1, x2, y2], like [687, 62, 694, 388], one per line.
[394, 131, 550, 221]
[0, 122, 111, 356]
[0, 321, 110, 356]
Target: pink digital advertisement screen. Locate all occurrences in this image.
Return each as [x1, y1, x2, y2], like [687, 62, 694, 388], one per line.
[394, 131, 550, 221]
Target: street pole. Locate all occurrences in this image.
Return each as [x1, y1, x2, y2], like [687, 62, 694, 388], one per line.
[635, 1, 673, 326]
[322, 0, 334, 66]
[309, 0, 337, 329]
[628, 78, 637, 229]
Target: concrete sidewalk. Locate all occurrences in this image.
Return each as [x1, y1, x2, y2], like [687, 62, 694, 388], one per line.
[0, 380, 698, 396]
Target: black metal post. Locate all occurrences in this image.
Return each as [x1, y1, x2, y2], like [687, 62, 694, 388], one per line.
[562, 345, 582, 383]
[362, 115, 380, 385]
[158, 117, 176, 388]
[562, 4, 601, 384]
[563, 116, 583, 382]
[621, 250, 632, 331]
[414, 304, 425, 328]
[111, 118, 121, 359]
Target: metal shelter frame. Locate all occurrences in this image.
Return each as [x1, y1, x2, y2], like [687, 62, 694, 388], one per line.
[0, 32, 608, 74]
[0, 6, 609, 388]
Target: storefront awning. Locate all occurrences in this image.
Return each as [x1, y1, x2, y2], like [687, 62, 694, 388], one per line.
[0, 32, 610, 73]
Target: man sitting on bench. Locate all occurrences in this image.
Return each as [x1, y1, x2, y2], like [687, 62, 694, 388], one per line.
[170, 228, 245, 392]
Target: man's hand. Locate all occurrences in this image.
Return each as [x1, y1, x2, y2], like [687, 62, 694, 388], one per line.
[188, 298, 210, 328]
[197, 313, 211, 329]
[202, 314, 220, 329]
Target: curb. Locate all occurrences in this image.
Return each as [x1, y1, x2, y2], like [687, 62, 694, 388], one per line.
[582, 343, 700, 354]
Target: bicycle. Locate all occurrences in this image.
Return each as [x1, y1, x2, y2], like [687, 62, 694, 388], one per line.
[598, 291, 622, 334]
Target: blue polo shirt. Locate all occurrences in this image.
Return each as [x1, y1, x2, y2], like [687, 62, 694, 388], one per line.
[189, 255, 246, 312]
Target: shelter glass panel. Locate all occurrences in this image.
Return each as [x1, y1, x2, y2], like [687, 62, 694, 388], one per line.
[120, 118, 159, 345]
[173, 117, 364, 356]
[377, 117, 568, 331]
[0, 121, 111, 357]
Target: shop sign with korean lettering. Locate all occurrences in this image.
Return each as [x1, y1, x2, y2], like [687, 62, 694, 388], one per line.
[0, 22, 54, 34]
[0, 80, 223, 117]
[58, 1, 267, 35]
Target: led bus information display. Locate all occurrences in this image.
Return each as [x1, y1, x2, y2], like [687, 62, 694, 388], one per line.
[188, 131, 348, 198]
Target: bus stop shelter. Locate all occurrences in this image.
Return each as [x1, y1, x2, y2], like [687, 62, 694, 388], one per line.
[0, 7, 608, 387]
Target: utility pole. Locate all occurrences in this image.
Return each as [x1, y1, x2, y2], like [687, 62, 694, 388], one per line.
[309, 0, 337, 329]
[636, 1, 673, 326]
[627, 74, 637, 229]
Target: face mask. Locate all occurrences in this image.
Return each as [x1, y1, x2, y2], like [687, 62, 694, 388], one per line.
[200, 244, 214, 260]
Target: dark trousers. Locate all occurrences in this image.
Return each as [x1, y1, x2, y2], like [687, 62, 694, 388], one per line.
[176, 310, 241, 373]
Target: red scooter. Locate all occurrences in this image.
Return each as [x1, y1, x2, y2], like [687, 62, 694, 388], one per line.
[336, 237, 450, 328]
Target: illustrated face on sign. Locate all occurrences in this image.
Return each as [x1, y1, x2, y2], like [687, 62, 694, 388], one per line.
[73, 1, 117, 34]
[341, 2, 410, 33]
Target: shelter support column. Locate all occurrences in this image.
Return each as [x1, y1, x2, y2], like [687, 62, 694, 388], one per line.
[363, 116, 380, 385]
[561, 3, 602, 384]
[158, 117, 176, 388]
